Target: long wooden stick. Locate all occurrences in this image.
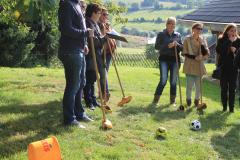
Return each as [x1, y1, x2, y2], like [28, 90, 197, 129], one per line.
[90, 37, 106, 121]
[107, 39, 125, 97]
[175, 46, 183, 105]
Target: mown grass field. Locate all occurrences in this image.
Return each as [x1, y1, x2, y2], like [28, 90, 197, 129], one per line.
[114, 9, 194, 32]
[1, 65, 240, 160]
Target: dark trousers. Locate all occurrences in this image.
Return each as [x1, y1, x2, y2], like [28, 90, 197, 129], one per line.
[83, 70, 97, 105]
[105, 53, 112, 94]
[59, 50, 86, 124]
[220, 71, 237, 110]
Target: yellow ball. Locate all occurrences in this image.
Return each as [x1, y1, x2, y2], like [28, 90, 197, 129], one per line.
[14, 10, 21, 19]
[156, 127, 167, 136]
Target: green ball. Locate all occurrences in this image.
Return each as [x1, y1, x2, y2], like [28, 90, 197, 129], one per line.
[156, 127, 167, 136]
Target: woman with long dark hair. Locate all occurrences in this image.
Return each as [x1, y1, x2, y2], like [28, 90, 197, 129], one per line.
[216, 23, 240, 113]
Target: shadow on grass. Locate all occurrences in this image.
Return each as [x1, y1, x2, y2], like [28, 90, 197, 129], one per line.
[198, 111, 231, 132]
[118, 103, 193, 123]
[0, 100, 73, 158]
[211, 123, 240, 160]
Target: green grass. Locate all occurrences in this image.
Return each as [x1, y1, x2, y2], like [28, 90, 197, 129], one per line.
[117, 47, 145, 54]
[114, 9, 194, 32]
[0, 65, 240, 160]
[125, 10, 194, 20]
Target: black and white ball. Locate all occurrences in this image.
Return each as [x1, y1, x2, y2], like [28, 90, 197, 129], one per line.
[191, 120, 201, 130]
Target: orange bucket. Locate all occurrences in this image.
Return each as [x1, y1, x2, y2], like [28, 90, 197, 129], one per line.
[28, 136, 62, 160]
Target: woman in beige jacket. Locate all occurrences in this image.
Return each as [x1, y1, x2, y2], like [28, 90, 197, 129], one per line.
[182, 23, 210, 107]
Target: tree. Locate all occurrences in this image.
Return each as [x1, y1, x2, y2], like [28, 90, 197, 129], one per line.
[154, 1, 160, 10]
[186, 0, 194, 9]
[0, 0, 128, 67]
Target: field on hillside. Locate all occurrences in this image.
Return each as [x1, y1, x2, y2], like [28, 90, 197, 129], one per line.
[1, 65, 240, 160]
[107, 0, 183, 8]
[114, 9, 194, 32]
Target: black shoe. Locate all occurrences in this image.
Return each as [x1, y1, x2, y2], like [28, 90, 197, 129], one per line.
[186, 99, 191, 107]
[87, 103, 95, 110]
[78, 115, 94, 122]
[229, 107, 234, 113]
[92, 101, 101, 107]
[222, 107, 227, 112]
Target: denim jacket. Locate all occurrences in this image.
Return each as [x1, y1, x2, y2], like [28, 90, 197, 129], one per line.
[155, 29, 183, 62]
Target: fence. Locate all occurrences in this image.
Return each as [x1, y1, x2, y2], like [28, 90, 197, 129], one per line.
[114, 52, 159, 68]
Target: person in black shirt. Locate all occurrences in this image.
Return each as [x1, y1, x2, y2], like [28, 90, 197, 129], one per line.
[153, 17, 183, 105]
[216, 23, 240, 113]
[83, 3, 106, 110]
[58, 0, 94, 126]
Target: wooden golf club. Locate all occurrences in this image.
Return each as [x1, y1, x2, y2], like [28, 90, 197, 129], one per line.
[107, 38, 132, 107]
[103, 45, 109, 102]
[174, 46, 184, 111]
[90, 37, 112, 129]
[197, 57, 207, 111]
[102, 44, 112, 113]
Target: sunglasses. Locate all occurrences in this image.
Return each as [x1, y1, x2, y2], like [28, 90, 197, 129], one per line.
[103, 13, 109, 16]
[195, 27, 203, 31]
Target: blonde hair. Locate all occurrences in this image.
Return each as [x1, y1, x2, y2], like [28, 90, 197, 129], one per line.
[166, 17, 176, 25]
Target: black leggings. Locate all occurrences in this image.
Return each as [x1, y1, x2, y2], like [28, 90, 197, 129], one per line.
[220, 72, 237, 109]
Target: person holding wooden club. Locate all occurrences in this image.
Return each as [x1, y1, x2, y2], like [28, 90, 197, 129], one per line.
[98, 8, 117, 102]
[216, 23, 240, 113]
[153, 17, 183, 106]
[84, 3, 112, 129]
[182, 23, 209, 108]
[58, 0, 94, 126]
[83, 3, 110, 111]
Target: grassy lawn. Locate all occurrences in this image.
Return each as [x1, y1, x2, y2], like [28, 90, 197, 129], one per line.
[0, 65, 240, 160]
[117, 47, 145, 54]
[114, 9, 194, 32]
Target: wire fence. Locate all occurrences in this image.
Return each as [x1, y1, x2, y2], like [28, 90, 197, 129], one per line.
[114, 52, 158, 68]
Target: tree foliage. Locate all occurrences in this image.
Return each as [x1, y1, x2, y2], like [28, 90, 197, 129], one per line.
[0, 0, 127, 67]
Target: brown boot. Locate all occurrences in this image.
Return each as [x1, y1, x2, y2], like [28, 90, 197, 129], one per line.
[194, 99, 199, 106]
[152, 95, 160, 104]
[170, 95, 176, 104]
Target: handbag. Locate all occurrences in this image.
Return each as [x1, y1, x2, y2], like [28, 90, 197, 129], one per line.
[201, 44, 208, 56]
[212, 66, 221, 80]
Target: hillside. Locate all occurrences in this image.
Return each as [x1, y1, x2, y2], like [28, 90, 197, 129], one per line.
[114, 9, 194, 32]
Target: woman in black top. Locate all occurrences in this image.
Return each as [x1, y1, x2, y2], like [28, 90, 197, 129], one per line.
[216, 23, 240, 113]
[83, 3, 106, 110]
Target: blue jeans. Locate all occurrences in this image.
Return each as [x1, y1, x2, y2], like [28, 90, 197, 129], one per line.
[154, 61, 177, 96]
[59, 49, 86, 124]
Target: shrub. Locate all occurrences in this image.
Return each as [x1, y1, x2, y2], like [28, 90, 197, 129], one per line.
[0, 22, 36, 66]
[145, 44, 158, 60]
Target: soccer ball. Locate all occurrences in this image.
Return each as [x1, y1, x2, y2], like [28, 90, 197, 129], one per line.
[191, 120, 201, 131]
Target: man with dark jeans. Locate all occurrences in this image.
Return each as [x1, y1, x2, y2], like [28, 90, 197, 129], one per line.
[153, 17, 183, 105]
[58, 0, 94, 126]
[234, 49, 240, 105]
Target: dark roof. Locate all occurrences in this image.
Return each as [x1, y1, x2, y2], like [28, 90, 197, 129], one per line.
[181, 0, 240, 24]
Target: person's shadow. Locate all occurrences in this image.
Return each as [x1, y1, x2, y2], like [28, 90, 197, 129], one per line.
[211, 123, 240, 159]
[0, 100, 73, 158]
[118, 103, 193, 123]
